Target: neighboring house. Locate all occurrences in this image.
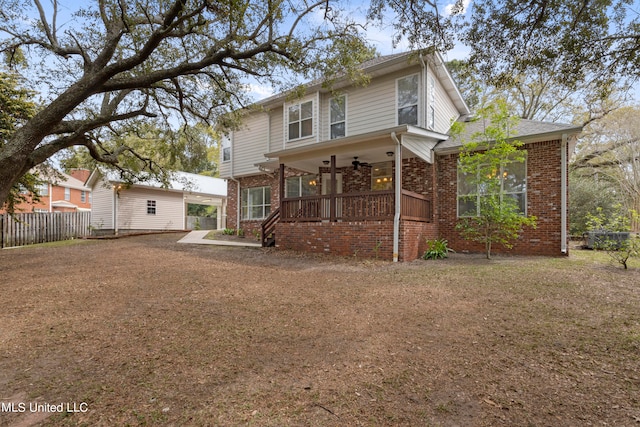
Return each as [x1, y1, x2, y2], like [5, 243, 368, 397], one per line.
[219, 51, 582, 261]
[0, 168, 92, 214]
[86, 169, 227, 234]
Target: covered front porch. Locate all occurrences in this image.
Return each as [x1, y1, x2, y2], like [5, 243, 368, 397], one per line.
[260, 125, 445, 261]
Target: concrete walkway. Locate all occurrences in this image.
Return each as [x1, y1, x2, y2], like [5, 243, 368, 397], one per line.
[177, 230, 262, 247]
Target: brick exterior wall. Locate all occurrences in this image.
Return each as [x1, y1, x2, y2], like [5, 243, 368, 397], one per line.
[226, 167, 314, 237]
[437, 140, 568, 256]
[227, 143, 568, 260]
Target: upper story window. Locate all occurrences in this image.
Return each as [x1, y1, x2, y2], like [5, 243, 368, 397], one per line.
[221, 135, 231, 162]
[81, 191, 86, 203]
[457, 158, 527, 217]
[37, 183, 49, 196]
[64, 187, 71, 201]
[329, 95, 346, 139]
[288, 100, 313, 141]
[286, 175, 317, 198]
[428, 76, 435, 129]
[371, 162, 393, 191]
[397, 74, 419, 126]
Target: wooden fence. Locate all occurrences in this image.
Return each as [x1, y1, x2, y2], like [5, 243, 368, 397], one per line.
[1, 212, 91, 248]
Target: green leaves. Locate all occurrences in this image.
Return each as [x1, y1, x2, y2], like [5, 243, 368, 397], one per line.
[455, 100, 537, 259]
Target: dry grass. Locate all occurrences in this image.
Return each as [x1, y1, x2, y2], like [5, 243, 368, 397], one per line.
[0, 233, 639, 426]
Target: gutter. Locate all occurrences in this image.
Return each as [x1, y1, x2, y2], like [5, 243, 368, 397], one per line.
[561, 134, 568, 254]
[391, 132, 401, 262]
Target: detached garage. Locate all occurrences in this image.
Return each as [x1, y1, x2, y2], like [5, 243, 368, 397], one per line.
[86, 169, 227, 235]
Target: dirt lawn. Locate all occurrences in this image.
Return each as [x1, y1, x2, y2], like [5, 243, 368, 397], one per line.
[1, 233, 639, 426]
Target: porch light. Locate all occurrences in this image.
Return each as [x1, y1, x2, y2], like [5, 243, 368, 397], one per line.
[323, 160, 330, 165]
[386, 151, 394, 157]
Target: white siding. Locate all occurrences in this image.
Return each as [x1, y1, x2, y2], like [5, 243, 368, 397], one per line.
[90, 178, 114, 230]
[223, 112, 270, 177]
[269, 108, 284, 152]
[117, 187, 184, 230]
[429, 63, 460, 134]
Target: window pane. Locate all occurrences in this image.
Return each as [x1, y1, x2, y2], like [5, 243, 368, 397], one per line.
[457, 169, 476, 195]
[330, 97, 345, 122]
[223, 147, 231, 161]
[458, 197, 477, 217]
[289, 122, 299, 140]
[505, 193, 526, 214]
[286, 177, 300, 198]
[288, 104, 300, 122]
[301, 175, 317, 196]
[330, 122, 345, 139]
[251, 206, 263, 219]
[398, 105, 417, 125]
[250, 187, 263, 205]
[503, 161, 526, 192]
[264, 186, 271, 202]
[398, 75, 418, 107]
[301, 118, 313, 137]
[301, 101, 313, 119]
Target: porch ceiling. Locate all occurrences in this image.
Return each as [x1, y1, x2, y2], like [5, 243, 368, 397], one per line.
[260, 125, 447, 173]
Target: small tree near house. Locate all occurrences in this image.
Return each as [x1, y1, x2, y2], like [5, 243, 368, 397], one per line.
[454, 101, 537, 259]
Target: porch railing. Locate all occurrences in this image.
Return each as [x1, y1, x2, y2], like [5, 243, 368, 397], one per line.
[280, 189, 431, 223]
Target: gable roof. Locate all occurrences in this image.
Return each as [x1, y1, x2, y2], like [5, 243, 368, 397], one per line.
[256, 51, 471, 117]
[435, 118, 583, 153]
[86, 169, 227, 197]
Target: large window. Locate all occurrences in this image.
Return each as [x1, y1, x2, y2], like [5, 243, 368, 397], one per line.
[371, 162, 393, 191]
[286, 175, 317, 198]
[64, 187, 70, 201]
[288, 100, 313, 140]
[457, 158, 527, 217]
[329, 95, 346, 139]
[397, 74, 419, 126]
[242, 186, 271, 220]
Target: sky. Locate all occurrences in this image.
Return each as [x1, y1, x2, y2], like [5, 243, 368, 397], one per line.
[246, 0, 473, 101]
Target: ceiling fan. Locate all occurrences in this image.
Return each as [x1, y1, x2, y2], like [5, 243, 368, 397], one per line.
[352, 157, 371, 170]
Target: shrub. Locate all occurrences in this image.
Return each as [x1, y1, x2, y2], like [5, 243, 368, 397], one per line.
[423, 238, 452, 260]
[222, 228, 235, 235]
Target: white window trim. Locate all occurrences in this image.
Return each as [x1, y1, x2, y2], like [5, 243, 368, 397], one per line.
[241, 186, 271, 220]
[147, 200, 157, 215]
[329, 94, 347, 140]
[221, 134, 231, 163]
[285, 98, 316, 142]
[396, 73, 421, 127]
[456, 158, 528, 218]
[64, 187, 71, 201]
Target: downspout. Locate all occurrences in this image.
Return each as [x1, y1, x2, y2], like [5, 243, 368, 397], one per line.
[419, 53, 427, 127]
[391, 132, 402, 262]
[561, 134, 568, 254]
[229, 131, 240, 230]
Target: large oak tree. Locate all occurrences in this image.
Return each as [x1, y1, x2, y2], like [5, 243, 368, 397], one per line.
[0, 0, 375, 207]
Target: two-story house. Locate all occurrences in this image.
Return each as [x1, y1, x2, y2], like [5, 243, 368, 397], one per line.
[1, 168, 92, 214]
[219, 51, 582, 261]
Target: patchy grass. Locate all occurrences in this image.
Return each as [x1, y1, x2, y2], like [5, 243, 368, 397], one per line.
[2, 238, 95, 250]
[0, 234, 639, 426]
